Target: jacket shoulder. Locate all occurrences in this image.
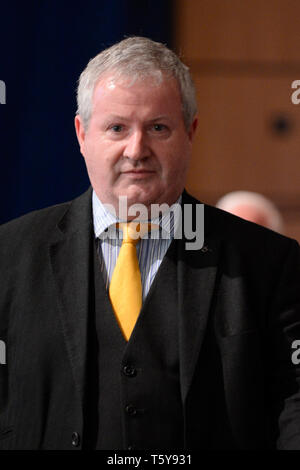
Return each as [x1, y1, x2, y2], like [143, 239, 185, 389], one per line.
[0, 201, 71, 244]
[206, 203, 296, 246]
[183, 190, 299, 254]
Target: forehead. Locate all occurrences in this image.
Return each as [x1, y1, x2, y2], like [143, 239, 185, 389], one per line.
[91, 73, 182, 115]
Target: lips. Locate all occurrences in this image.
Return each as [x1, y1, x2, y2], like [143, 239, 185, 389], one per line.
[123, 169, 155, 174]
[122, 169, 155, 178]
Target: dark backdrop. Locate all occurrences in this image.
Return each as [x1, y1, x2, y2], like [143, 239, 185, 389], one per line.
[0, 1, 173, 224]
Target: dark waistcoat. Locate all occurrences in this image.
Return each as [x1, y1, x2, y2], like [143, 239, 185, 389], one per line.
[83, 239, 184, 450]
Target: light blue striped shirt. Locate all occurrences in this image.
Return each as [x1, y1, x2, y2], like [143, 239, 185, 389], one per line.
[92, 190, 182, 300]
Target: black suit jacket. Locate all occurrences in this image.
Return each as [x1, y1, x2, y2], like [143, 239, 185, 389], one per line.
[0, 187, 300, 449]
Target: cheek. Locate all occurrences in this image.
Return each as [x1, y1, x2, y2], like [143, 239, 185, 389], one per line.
[84, 139, 119, 167]
[82, 137, 97, 163]
[160, 146, 190, 177]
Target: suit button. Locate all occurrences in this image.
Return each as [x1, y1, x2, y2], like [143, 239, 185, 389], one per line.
[71, 432, 80, 447]
[128, 445, 135, 450]
[125, 404, 137, 416]
[123, 365, 137, 377]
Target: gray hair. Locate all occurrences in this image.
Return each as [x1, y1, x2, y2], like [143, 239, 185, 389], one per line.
[76, 36, 197, 131]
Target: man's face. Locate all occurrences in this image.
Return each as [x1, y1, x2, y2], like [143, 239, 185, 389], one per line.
[75, 73, 197, 215]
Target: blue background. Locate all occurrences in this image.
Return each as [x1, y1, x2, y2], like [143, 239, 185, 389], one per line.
[0, 1, 173, 224]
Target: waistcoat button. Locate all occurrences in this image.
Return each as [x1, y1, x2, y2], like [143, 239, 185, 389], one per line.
[123, 365, 137, 377]
[125, 404, 137, 416]
[71, 432, 80, 447]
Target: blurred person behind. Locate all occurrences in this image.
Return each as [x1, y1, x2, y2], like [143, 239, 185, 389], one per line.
[216, 190, 284, 233]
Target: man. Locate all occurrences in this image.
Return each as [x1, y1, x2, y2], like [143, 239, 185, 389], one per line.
[0, 37, 300, 450]
[216, 191, 284, 233]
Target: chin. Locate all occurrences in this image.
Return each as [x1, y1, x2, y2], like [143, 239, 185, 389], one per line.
[121, 187, 160, 207]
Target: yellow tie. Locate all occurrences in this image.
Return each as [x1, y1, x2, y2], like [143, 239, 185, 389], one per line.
[109, 222, 152, 341]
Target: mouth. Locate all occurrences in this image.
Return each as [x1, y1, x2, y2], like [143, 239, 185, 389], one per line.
[122, 170, 155, 179]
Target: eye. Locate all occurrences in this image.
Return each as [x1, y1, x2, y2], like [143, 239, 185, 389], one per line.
[152, 124, 167, 132]
[111, 124, 123, 132]
[110, 124, 123, 133]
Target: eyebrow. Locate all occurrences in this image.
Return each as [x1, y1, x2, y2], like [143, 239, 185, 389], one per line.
[149, 115, 171, 122]
[104, 114, 172, 123]
[104, 115, 129, 122]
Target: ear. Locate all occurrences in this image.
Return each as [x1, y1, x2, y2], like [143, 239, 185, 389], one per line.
[74, 115, 86, 155]
[188, 115, 198, 142]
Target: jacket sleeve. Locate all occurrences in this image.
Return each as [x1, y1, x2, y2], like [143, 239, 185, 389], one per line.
[266, 239, 300, 449]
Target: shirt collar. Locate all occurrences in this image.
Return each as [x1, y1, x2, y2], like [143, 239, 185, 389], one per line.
[92, 190, 182, 240]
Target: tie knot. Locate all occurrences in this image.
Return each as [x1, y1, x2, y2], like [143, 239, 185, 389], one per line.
[118, 222, 157, 244]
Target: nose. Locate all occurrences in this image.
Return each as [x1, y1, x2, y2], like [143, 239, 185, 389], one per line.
[123, 130, 149, 161]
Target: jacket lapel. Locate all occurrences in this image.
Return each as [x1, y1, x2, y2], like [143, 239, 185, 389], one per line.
[48, 188, 93, 405]
[177, 193, 221, 404]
